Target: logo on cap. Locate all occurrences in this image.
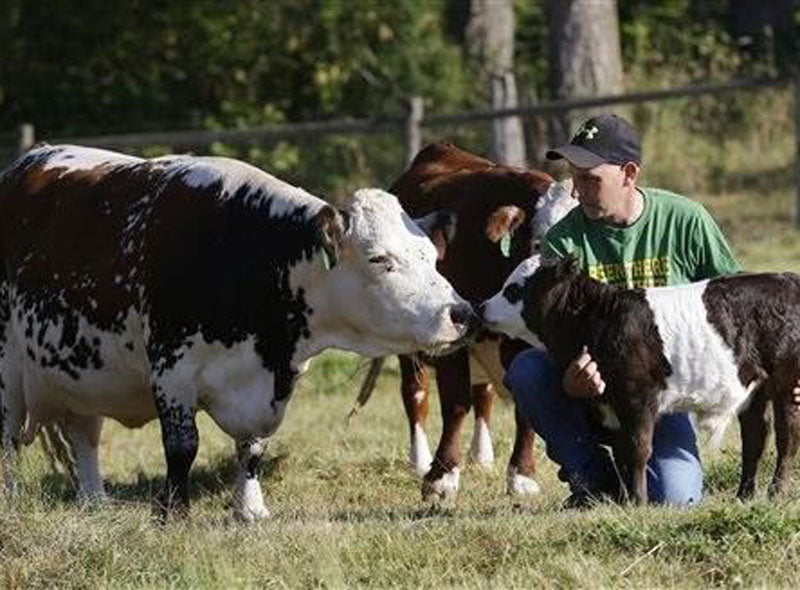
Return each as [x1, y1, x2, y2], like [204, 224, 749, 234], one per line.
[576, 124, 599, 141]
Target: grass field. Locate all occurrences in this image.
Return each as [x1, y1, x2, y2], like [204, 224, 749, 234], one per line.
[3, 185, 800, 588]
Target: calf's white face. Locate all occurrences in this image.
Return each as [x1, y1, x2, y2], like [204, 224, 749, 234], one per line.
[321, 189, 476, 357]
[482, 254, 543, 345]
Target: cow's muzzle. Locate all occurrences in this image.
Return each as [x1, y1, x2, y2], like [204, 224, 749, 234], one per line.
[450, 302, 482, 341]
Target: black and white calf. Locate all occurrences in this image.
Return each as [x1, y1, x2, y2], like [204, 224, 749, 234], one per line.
[482, 255, 800, 504]
[0, 145, 477, 520]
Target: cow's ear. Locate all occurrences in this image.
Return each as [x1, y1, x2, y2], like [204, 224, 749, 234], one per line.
[414, 210, 457, 261]
[486, 205, 526, 257]
[315, 207, 347, 270]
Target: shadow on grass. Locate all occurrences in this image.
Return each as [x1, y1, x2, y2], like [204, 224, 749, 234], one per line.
[37, 451, 291, 507]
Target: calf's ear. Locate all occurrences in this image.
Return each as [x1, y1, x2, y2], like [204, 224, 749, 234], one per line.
[315, 207, 349, 270]
[414, 210, 457, 261]
[554, 254, 580, 277]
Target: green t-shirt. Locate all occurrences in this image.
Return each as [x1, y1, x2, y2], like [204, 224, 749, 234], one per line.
[542, 187, 741, 287]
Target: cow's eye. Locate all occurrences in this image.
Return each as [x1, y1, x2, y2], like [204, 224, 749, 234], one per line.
[368, 255, 394, 271]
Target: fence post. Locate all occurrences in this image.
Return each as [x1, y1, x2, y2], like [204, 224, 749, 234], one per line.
[405, 96, 423, 166]
[17, 123, 35, 154]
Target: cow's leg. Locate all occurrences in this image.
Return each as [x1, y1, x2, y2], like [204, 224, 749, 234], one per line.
[1, 397, 24, 497]
[151, 375, 199, 520]
[400, 355, 432, 477]
[469, 383, 495, 468]
[506, 406, 540, 495]
[0, 361, 25, 497]
[62, 413, 106, 501]
[422, 348, 470, 502]
[770, 361, 800, 497]
[736, 384, 770, 500]
[232, 437, 270, 521]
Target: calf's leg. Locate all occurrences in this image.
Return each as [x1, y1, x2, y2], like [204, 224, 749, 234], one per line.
[736, 385, 770, 500]
[616, 402, 657, 506]
[770, 360, 800, 497]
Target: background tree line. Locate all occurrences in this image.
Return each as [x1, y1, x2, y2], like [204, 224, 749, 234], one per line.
[0, 0, 797, 196]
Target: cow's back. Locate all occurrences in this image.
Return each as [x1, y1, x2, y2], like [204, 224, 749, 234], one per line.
[0, 145, 330, 424]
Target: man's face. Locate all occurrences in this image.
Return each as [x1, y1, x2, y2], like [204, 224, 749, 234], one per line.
[569, 162, 628, 221]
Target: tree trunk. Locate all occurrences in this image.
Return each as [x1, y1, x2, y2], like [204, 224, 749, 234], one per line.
[466, 0, 526, 166]
[547, 0, 625, 144]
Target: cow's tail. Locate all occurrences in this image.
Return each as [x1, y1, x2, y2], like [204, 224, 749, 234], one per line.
[347, 357, 385, 421]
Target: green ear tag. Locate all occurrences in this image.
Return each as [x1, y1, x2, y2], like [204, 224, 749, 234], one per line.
[321, 249, 333, 270]
[500, 232, 511, 258]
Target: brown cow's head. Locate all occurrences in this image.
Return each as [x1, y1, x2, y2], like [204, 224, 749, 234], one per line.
[388, 143, 574, 304]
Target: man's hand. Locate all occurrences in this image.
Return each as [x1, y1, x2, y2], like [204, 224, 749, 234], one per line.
[563, 346, 606, 399]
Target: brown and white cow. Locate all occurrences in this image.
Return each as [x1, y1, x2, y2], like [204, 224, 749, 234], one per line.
[0, 144, 478, 520]
[356, 143, 577, 500]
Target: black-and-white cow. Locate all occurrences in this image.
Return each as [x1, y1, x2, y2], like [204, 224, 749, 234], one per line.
[0, 145, 478, 520]
[482, 254, 800, 504]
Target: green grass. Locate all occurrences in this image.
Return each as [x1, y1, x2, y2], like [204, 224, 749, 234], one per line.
[3, 349, 800, 588]
[3, 91, 800, 587]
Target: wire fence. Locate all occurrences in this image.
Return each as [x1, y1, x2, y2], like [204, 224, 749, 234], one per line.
[3, 74, 799, 223]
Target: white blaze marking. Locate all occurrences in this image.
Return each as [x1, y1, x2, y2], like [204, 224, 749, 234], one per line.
[410, 423, 433, 477]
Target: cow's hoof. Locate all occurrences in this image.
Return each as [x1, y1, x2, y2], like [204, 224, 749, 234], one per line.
[232, 477, 271, 522]
[422, 467, 460, 502]
[233, 504, 271, 522]
[77, 490, 108, 506]
[506, 466, 540, 496]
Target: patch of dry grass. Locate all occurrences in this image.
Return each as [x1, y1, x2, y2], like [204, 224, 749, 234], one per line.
[3, 352, 800, 588]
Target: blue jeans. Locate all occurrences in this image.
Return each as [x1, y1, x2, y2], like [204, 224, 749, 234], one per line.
[505, 348, 702, 505]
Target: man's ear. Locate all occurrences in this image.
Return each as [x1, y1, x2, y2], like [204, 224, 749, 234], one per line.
[314, 207, 349, 270]
[414, 210, 457, 261]
[621, 161, 640, 188]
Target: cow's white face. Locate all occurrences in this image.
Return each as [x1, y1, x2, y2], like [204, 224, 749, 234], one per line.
[321, 189, 477, 358]
[481, 254, 543, 345]
[530, 178, 577, 252]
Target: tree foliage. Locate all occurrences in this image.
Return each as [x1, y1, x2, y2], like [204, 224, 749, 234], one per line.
[0, 0, 471, 136]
